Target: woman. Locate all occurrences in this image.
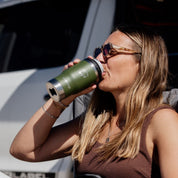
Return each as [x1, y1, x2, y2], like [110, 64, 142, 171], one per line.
[10, 25, 178, 178]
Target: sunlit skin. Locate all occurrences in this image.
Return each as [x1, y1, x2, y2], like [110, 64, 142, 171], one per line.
[10, 30, 178, 178]
[96, 31, 139, 119]
[97, 31, 139, 94]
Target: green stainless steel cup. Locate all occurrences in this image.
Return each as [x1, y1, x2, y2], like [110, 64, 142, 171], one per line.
[46, 58, 103, 102]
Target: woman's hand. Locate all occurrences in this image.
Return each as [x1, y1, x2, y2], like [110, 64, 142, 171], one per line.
[9, 57, 96, 162]
[59, 58, 97, 106]
[64, 58, 81, 70]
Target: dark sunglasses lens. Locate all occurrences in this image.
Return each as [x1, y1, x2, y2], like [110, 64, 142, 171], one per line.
[94, 48, 102, 58]
[103, 44, 110, 56]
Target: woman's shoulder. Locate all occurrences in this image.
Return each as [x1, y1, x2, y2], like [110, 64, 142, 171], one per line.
[149, 105, 178, 141]
[151, 105, 178, 123]
[144, 105, 176, 126]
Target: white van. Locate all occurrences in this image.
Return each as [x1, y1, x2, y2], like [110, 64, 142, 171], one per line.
[0, 0, 178, 177]
[0, 0, 115, 177]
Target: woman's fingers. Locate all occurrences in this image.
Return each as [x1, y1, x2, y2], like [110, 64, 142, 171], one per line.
[61, 57, 97, 104]
[63, 59, 81, 70]
[73, 58, 81, 64]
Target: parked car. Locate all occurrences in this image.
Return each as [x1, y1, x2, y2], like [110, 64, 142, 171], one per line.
[0, 0, 115, 177]
[0, 0, 178, 177]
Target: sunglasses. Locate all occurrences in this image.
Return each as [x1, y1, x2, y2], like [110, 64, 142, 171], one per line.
[94, 43, 142, 61]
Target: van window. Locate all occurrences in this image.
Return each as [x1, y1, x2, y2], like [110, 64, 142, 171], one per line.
[0, 0, 90, 72]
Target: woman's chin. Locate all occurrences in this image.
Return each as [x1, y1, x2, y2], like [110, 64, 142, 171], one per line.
[98, 83, 110, 92]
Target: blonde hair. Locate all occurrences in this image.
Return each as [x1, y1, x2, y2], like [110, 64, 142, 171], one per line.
[71, 25, 168, 162]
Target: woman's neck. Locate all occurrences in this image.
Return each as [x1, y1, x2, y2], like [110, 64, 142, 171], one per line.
[112, 90, 127, 113]
[111, 91, 127, 129]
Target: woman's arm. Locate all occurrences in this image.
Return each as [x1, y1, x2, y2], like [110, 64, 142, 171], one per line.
[10, 59, 96, 162]
[151, 108, 178, 178]
[9, 98, 79, 162]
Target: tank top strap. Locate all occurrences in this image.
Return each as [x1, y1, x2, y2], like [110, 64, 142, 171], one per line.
[140, 105, 173, 161]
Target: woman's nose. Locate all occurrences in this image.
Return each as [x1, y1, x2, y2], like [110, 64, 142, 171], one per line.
[96, 53, 105, 64]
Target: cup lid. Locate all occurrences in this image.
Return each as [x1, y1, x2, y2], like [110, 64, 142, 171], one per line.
[92, 58, 104, 72]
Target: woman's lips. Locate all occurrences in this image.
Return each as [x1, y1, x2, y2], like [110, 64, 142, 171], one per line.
[102, 71, 107, 78]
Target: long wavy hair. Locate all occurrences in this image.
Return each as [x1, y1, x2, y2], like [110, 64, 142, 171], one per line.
[71, 25, 168, 162]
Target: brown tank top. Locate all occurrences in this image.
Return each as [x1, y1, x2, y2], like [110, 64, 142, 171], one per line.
[75, 105, 172, 178]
